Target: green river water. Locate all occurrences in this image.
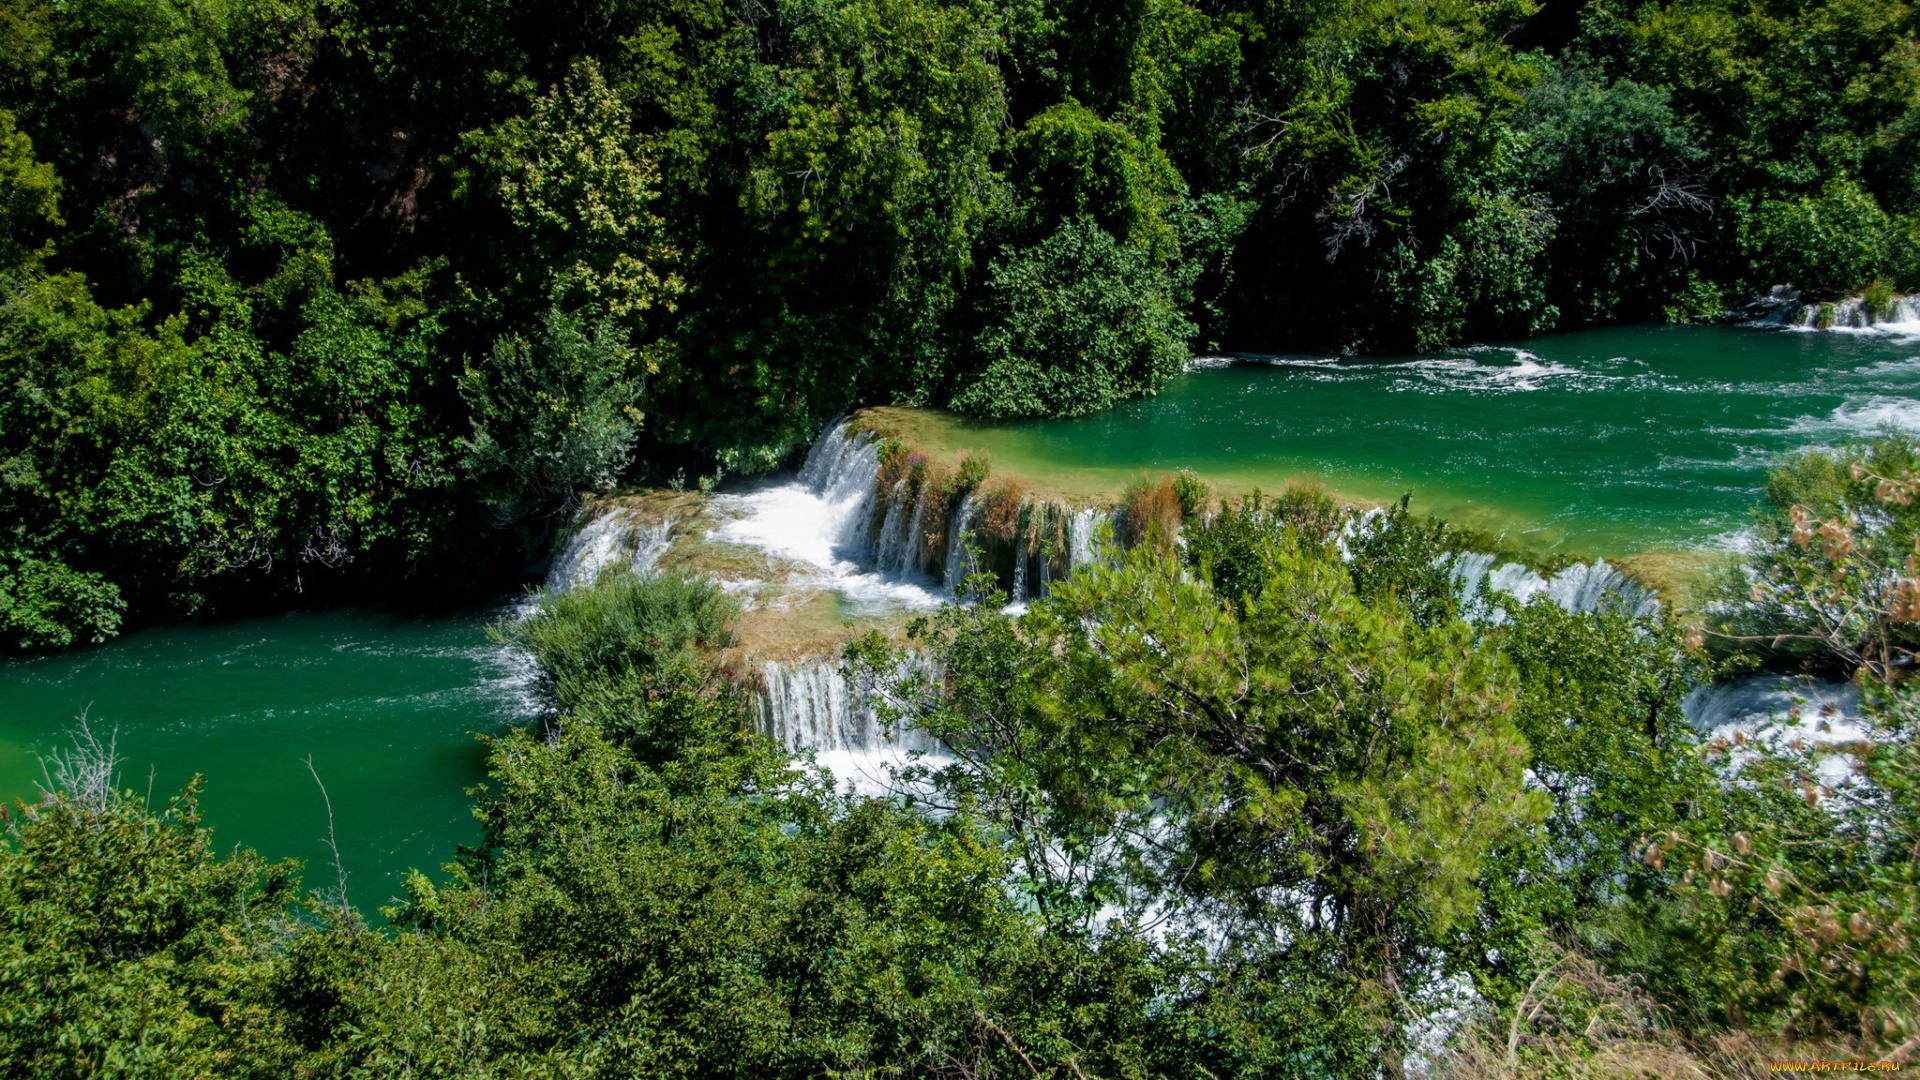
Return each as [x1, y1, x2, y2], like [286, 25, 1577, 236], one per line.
[907, 322, 1920, 553]
[4, 320, 1917, 889]
[0, 607, 531, 908]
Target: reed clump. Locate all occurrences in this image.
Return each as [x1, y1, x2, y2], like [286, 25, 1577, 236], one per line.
[977, 475, 1027, 544]
[1122, 473, 1184, 549]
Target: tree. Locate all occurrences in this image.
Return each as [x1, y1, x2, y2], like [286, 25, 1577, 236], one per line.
[461, 306, 644, 521]
[953, 215, 1193, 419]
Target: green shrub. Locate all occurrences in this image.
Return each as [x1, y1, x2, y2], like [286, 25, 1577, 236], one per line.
[461, 306, 644, 522]
[503, 569, 738, 700]
[1740, 179, 1899, 295]
[952, 217, 1193, 420]
[952, 450, 991, 494]
[1863, 278, 1897, 323]
[1171, 468, 1212, 520]
[0, 554, 123, 651]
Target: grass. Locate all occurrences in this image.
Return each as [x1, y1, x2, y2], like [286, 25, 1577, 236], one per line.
[1430, 947, 1907, 1080]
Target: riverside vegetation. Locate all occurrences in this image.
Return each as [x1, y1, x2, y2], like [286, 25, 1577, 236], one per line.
[5, 0, 1920, 647]
[6, 439, 1920, 1076]
[7, 0, 1920, 1073]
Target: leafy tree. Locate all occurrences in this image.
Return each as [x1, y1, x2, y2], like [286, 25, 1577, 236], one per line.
[461, 306, 643, 521]
[0, 108, 58, 272]
[953, 215, 1193, 418]
[0, 754, 302, 1077]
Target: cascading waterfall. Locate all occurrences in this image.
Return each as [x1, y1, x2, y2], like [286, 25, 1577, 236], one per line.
[1749, 286, 1920, 332]
[1067, 508, 1100, 570]
[806, 422, 885, 557]
[1443, 551, 1659, 622]
[943, 493, 977, 595]
[874, 479, 913, 573]
[545, 509, 676, 593]
[545, 507, 636, 592]
[754, 656, 950, 794]
[1785, 295, 1920, 330]
[1009, 536, 1028, 605]
[1682, 674, 1869, 788]
[755, 657, 944, 756]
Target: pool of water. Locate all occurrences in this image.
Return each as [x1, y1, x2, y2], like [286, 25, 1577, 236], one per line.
[891, 322, 1920, 553]
[0, 606, 533, 909]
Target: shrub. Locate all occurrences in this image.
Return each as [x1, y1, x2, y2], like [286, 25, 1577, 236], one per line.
[1171, 468, 1212, 520]
[0, 554, 124, 651]
[1863, 278, 1897, 323]
[460, 306, 644, 522]
[504, 569, 738, 700]
[1740, 179, 1899, 295]
[953, 450, 991, 494]
[952, 216, 1194, 420]
[1120, 474, 1182, 549]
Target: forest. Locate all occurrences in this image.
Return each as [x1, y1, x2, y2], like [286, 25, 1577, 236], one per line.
[2, 0, 1919, 644]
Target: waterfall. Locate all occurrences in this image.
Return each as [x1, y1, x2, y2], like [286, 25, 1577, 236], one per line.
[546, 508, 635, 592]
[756, 657, 943, 755]
[1067, 508, 1100, 570]
[1752, 287, 1920, 332]
[1784, 295, 1920, 330]
[897, 492, 928, 577]
[800, 421, 884, 556]
[1444, 552, 1658, 622]
[755, 656, 950, 794]
[1682, 674, 1869, 788]
[1009, 538, 1028, 605]
[944, 493, 977, 595]
[874, 480, 913, 572]
[709, 420, 943, 610]
[544, 509, 677, 594]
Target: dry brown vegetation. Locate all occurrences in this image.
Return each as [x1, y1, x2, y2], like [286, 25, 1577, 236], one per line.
[1122, 474, 1184, 549]
[1430, 948, 1911, 1080]
[977, 475, 1028, 544]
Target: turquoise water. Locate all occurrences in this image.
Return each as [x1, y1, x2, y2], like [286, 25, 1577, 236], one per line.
[924, 323, 1920, 552]
[0, 607, 531, 908]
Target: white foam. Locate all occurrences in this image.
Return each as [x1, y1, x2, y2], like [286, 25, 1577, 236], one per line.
[708, 422, 945, 612]
[1683, 675, 1871, 789]
[1787, 396, 1920, 438]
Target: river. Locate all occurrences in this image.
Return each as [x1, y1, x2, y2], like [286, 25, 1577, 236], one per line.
[4, 317, 1914, 894]
[0, 607, 532, 908]
[882, 321, 1920, 553]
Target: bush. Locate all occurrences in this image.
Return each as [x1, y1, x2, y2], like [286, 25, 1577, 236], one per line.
[0, 554, 123, 651]
[1863, 278, 1897, 323]
[461, 306, 644, 522]
[952, 217, 1194, 420]
[504, 568, 738, 699]
[1171, 468, 1212, 520]
[1740, 179, 1903, 295]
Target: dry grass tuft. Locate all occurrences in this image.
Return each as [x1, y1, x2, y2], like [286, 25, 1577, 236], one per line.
[977, 476, 1028, 544]
[1430, 948, 1909, 1080]
[1122, 474, 1184, 549]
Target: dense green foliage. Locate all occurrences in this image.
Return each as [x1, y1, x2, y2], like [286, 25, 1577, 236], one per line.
[3, 0, 1916, 646]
